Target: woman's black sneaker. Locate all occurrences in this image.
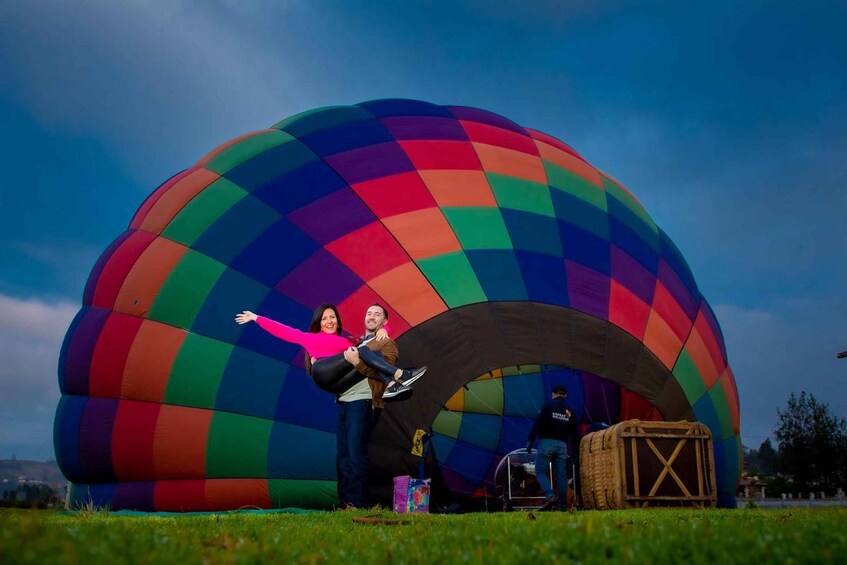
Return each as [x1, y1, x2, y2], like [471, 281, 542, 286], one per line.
[397, 366, 427, 387]
[382, 381, 412, 400]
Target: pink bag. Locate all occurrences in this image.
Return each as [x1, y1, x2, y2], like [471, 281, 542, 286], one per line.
[393, 476, 431, 513]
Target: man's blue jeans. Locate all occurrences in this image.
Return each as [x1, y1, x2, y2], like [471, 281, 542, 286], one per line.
[336, 399, 373, 507]
[535, 438, 568, 504]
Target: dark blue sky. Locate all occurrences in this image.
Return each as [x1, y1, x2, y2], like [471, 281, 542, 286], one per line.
[1, 0, 845, 459]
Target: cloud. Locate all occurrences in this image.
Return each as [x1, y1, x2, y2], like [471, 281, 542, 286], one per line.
[562, 97, 847, 317]
[10, 240, 97, 268]
[714, 297, 847, 448]
[0, 237, 102, 301]
[9, 239, 100, 280]
[0, 1, 311, 174]
[0, 293, 77, 459]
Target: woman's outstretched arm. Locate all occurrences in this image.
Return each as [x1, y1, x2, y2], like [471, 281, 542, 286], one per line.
[235, 310, 354, 358]
[235, 310, 310, 347]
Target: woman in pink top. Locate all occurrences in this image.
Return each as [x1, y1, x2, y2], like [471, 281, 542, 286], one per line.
[235, 303, 426, 397]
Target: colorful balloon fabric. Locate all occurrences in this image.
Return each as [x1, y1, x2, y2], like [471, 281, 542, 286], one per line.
[55, 99, 741, 510]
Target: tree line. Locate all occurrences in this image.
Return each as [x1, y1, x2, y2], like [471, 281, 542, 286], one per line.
[744, 391, 847, 495]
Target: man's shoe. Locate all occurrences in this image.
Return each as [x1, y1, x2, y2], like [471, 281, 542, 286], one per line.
[397, 366, 427, 387]
[539, 496, 557, 511]
[382, 381, 412, 400]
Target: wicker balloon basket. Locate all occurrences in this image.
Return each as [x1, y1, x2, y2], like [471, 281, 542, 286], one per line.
[579, 420, 717, 509]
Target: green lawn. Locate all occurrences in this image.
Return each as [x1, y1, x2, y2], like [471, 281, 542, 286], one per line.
[2, 507, 846, 564]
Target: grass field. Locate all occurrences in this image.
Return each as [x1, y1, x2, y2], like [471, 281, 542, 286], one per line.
[2, 507, 846, 563]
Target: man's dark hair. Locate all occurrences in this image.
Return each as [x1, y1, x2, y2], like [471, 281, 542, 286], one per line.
[552, 384, 568, 395]
[369, 303, 388, 320]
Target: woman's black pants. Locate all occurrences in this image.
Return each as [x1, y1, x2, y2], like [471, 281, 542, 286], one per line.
[311, 346, 398, 395]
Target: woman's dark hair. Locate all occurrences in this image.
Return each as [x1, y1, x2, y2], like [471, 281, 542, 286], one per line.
[308, 303, 342, 335]
[305, 303, 343, 374]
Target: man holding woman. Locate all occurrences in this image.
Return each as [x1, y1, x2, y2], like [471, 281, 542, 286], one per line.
[235, 302, 424, 509]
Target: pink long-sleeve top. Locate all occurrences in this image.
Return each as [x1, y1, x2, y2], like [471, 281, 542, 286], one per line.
[256, 316, 357, 359]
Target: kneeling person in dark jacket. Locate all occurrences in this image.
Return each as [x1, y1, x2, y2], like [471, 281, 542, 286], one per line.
[527, 384, 576, 510]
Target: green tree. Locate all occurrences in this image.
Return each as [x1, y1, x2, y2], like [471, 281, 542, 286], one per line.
[757, 438, 778, 475]
[743, 445, 759, 472]
[774, 391, 847, 493]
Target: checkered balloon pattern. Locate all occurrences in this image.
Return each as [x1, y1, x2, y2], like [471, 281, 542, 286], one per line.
[56, 99, 740, 510]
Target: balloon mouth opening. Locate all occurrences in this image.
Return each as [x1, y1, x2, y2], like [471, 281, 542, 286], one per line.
[429, 363, 662, 499]
[369, 300, 692, 502]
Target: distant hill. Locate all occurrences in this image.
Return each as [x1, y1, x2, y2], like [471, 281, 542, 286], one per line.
[0, 459, 66, 486]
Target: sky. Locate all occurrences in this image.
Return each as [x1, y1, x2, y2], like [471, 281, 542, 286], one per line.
[1, 0, 845, 460]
